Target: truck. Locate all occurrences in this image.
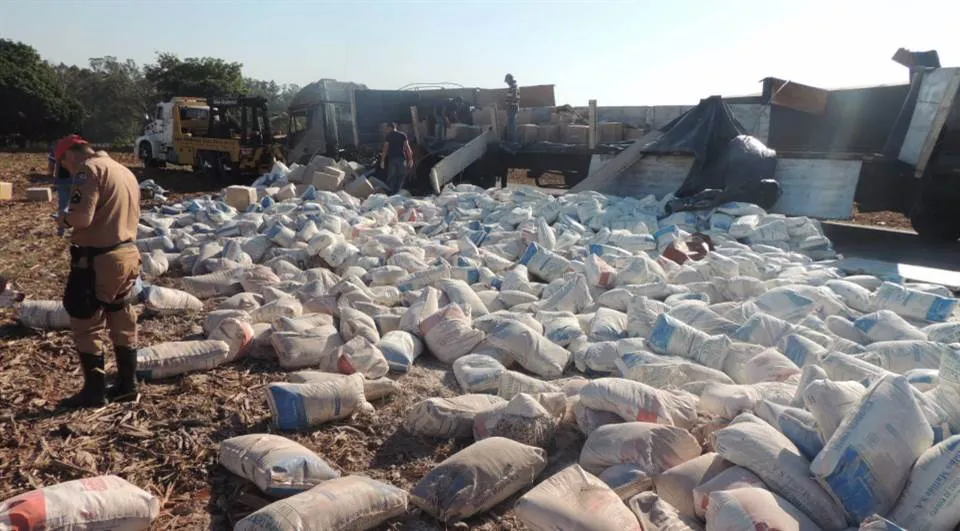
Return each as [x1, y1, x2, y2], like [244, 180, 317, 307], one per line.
[134, 96, 285, 178]
[284, 79, 367, 165]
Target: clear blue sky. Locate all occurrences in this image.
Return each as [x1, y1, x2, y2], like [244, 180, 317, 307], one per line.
[2, 0, 959, 105]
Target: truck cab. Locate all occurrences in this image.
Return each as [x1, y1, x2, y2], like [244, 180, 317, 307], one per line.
[134, 98, 209, 167]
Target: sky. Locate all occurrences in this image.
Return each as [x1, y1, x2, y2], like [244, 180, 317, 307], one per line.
[2, 0, 960, 105]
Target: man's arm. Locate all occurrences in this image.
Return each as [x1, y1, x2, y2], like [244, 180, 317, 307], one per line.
[61, 173, 99, 230]
[380, 141, 389, 168]
[403, 140, 414, 167]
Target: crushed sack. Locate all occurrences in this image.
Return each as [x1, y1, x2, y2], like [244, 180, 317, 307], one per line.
[653, 452, 732, 518]
[271, 326, 344, 370]
[142, 285, 203, 314]
[219, 434, 339, 496]
[234, 475, 408, 531]
[403, 394, 505, 438]
[715, 413, 847, 530]
[486, 319, 571, 379]
[410, 436, 547, 523]
[579, 421, 701, 480]
[378, 330, 425, 373]
[886, 434, 960, 531]
[628, 492, 703, 531]
[810, 374, 935, 523]
[265, 374, 370, 430]
[706, 487, 822, 531]
[453, 353, 506, 393]
[0, 475, 159, 530]
[516, 464, 641, 531]
[473, 392, 561, 447]
[136, 340, 231, 380]
[581, 377, 699, 429]
[420, 304, 485, 364]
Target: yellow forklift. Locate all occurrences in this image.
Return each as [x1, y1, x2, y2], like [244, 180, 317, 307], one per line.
[191, 96, 286, 179]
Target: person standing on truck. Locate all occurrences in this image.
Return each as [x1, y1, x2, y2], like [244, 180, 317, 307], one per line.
[433, 104, 448, 141]
[54, 135, 142, 408]
[504, 73, 520, 143]
[380, 123, 414, 194]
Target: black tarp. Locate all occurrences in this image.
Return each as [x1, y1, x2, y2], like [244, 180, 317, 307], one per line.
[638, 96, 780, 211]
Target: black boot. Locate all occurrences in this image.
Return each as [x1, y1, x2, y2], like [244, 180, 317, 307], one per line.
[107, 346, 139, 402]
[59, 352, 107, 408]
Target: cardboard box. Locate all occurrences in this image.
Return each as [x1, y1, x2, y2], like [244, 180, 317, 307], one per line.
[224, 185, 257, 211]
[538, 125, 559, 142]
[344, 177, 375, 199]
[0, 182, 12, 200]
[600, 122, 625, 143]
[563, 124, 590, 145]
[26, 187, 53, 202]
[519, 124, 540, 144]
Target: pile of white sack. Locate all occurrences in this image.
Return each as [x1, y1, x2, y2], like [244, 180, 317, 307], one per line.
[9, 180, 960, 531]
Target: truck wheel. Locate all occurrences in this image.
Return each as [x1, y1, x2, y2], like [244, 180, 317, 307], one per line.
[139, 142, 159, 168]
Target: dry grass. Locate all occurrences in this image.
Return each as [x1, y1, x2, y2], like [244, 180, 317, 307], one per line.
[0, 151, 561, 529]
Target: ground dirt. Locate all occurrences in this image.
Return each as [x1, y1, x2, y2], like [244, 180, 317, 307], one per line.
[851, 204, 914, 231]
[0, 151, 582, 529]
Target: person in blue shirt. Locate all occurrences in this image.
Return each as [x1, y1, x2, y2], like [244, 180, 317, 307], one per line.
[379, 123, 414, 194]
[49, 140, 79, 236]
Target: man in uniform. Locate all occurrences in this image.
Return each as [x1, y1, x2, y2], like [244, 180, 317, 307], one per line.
[54, 135, 142, 408]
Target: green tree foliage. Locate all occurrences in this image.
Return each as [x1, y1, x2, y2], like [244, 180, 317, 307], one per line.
[54, 57, 156, 143]
[4, 42, 306, 145]
[0, 39, 83, 142]
[145, 53, 245, 100]
[243, 78, 301, 115]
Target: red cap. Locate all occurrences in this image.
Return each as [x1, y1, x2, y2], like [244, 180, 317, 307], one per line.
[54, 134, 89, 161]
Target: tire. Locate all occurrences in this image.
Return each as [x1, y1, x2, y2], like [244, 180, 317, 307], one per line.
[139, 142, 160, 168]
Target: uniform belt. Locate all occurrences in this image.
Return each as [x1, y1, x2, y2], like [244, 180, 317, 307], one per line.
[70, 240, 135, 264]
[73, 240, 135, 256]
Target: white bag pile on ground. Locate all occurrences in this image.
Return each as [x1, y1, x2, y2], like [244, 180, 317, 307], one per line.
[0, 475, 159, 530]
[131, 181, 960, 526]
[692, 465, 767, 520]
[581, 377, 699, 429]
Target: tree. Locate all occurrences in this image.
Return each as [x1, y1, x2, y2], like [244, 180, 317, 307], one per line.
[244, 78, 302, 115]
[54, 57, 156, 143]
[0, 39, 82, 142]
[145, 53, 245, 100]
